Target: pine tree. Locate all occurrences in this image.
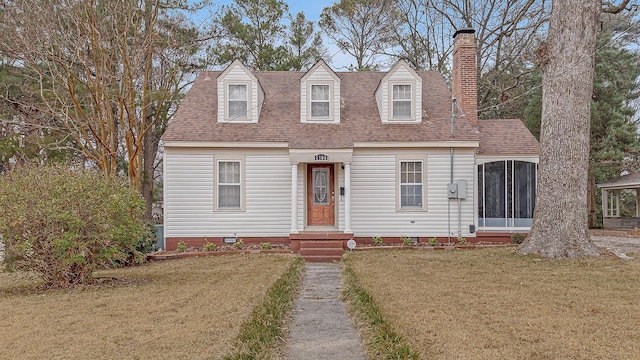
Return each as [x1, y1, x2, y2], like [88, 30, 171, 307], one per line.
[208, 0, 324, 71]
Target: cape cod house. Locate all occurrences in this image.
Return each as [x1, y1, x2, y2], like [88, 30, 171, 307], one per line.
[161, 29, 540, 254]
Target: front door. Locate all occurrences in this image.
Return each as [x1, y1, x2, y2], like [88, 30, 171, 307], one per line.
[307, 164, 335, 226]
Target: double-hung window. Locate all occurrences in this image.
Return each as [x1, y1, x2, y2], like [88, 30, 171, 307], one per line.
[392, 84, 412, 119]
[400, 160, 423, 209]
[228, 84, 248, 119]
[218, 160, 241, 209]
[310, 84, 330, 118]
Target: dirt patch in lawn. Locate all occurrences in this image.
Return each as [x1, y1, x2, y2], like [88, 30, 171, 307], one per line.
[344, 249, 640, 360]
[0, 254, 295, 359]
[590, 229, 640, 254]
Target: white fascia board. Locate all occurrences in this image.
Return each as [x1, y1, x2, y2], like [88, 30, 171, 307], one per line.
[353, 141, 479, 148]
[163, 141, 289, 148]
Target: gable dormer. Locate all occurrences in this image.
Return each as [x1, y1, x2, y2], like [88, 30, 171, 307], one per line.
[217, 60, 264, 123]
[375, 60, 422, 123]
[300, 60, 341, 124]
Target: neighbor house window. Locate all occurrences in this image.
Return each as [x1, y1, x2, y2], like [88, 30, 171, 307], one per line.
[218, 160, 241, 209]
[392, 84, 412, 119]
[310, 84, 330, 118]
[228, 84, 248, 118]
[400, 160, 423, 209]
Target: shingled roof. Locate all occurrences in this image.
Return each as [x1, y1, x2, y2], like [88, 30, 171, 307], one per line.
[163, 70, 482, 148]
[476, 119, 540, 156]
[597, 171, 640, 189]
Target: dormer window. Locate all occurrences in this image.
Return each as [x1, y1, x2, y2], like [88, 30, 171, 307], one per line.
[311, 84, 330, 118]
[228, 84, 248, 119]
[376, 60, 422, 123]
[300, 60, 340, 123]
[392, 84, 412, 119]
[217, 60, 263, 123]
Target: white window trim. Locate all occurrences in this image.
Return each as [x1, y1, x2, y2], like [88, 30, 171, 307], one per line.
[224, 81, 252, 122]
[396, 155, 427, 211]
[305, 81, 335, 122]
[388, 81, 417, 122]
[214, 156, 246, 211]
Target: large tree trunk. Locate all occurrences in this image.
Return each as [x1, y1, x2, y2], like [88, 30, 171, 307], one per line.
[142, 127, 160, 222]
[519, 0, 600, 258]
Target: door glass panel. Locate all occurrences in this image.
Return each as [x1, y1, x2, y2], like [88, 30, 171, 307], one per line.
[313, 168, 329, 205]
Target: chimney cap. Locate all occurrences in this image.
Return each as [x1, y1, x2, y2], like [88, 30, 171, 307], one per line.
[453, 28, 475, 39]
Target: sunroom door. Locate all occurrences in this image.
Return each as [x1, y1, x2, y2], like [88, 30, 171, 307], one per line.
[307, 164, 335, 226]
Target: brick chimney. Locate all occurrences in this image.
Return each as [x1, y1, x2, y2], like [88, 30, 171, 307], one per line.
[452, 28, 478, 128]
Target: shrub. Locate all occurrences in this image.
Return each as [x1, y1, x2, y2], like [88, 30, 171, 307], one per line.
[0, 164, 148, 288]
[372, 236, 383, 245]
[114, 222, 157, 267]
[176, 241, 187, 253]
[234, 240, 244, 249]
[260, 242, 272, 250]
[511, 233, 526, 244]
[401, 235, 413, 246]
[204, 242, 217, 251]
[458, 236, 467, 245]
[428, 237, 438, 246]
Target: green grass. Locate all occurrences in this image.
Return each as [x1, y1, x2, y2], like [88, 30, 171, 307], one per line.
[223, 256, 305, 359]
[342, 264, 420, 359]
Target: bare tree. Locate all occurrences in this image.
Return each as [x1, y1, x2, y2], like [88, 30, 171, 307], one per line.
[388, 0, 453, 74]
[320, 0, 397, 70]
[389, 0, 548, 119]
[519, 0, 633, 258]
[0, 0, 204, 220]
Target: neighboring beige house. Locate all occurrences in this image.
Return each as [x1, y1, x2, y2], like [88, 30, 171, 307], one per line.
[597, 171, 640, 229]
[161, 29, 539, 251]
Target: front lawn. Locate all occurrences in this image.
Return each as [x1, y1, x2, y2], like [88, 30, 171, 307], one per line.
[0, 254, 296, 359]
[344, 249, 640, 359]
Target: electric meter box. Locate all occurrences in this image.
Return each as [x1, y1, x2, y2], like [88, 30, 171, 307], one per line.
[447, 180, 467, 199]
[447, 183, 458, 198]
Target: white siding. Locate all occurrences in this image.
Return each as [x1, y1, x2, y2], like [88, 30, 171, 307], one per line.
[350, 149, 475, 238]
[375, 86, 384, 120]
[164, 148, 291, 238]
[165, 147, 477, 239]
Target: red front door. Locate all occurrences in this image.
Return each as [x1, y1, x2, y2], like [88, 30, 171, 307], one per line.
[307, 164, 335, 226]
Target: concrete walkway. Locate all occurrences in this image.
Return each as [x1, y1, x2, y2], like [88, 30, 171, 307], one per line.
[285, 263, 367, 360]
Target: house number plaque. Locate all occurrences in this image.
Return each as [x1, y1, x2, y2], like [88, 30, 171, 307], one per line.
[314, 154, 328, 161]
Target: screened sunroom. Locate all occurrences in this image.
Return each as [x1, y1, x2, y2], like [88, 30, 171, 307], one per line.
[477, 160, 537, 231]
